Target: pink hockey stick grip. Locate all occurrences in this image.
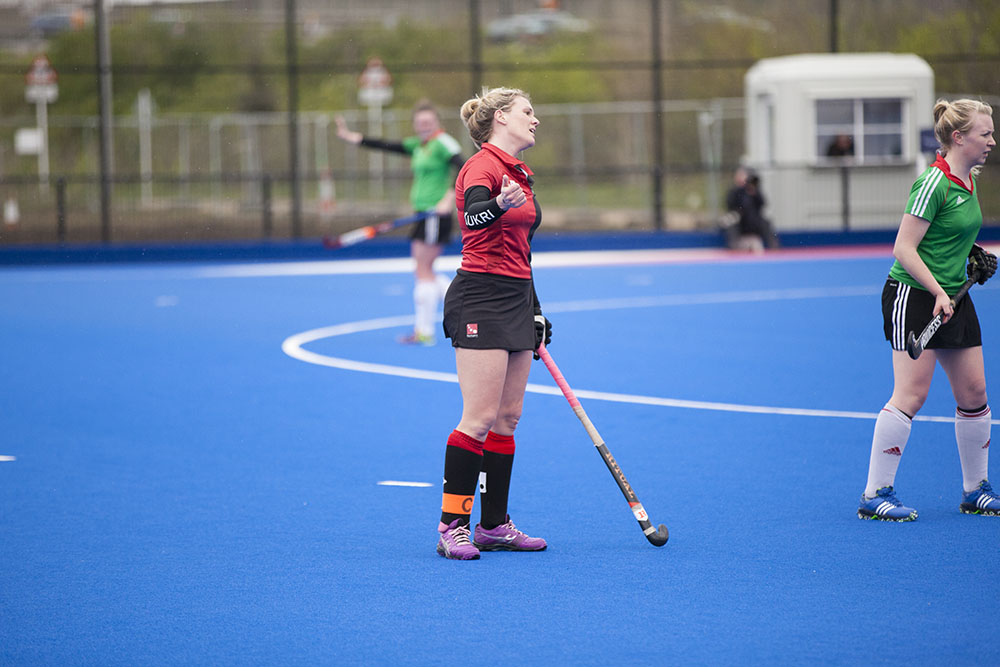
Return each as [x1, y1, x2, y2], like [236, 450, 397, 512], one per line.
[537, 343, 582, 409]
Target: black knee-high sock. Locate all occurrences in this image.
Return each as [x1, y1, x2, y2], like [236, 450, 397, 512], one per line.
[480, 431, 515, 530]
[440, 430, 483, 527]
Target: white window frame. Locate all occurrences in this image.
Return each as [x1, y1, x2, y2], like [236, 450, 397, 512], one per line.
[814, 97, 909, 166]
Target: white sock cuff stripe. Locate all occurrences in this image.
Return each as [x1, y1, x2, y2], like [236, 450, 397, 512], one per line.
[956, 405, 991, 419]
[882, 403, 912, 424]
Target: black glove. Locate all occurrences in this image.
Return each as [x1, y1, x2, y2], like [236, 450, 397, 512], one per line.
[968, 243, 997, 285]
[533, 314, 552, 360]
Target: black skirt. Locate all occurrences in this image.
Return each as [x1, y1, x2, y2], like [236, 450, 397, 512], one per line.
[442, 269, 535, 351]
[882, 278, 981, 351]
[409, 212, 454, 245]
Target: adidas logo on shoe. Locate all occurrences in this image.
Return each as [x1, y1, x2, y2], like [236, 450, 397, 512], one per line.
[858, 486, 917, 522]
[960, 480, 1000, 516]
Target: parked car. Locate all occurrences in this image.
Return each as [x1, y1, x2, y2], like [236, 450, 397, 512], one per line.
[30, 9, 84, 38]
[487, 10, 591, 42]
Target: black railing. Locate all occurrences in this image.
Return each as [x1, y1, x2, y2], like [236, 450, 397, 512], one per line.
[3, 163, 997, 248]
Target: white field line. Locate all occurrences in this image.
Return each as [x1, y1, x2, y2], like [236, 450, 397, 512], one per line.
[377, 480, 434, 487]
[281, 286, 982, 425]
[198, 244, 900, 278]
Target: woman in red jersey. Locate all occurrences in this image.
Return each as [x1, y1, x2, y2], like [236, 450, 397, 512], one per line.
[433, 87, 550, 559]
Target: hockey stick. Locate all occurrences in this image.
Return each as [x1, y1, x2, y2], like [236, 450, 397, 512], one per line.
[536, 343, 669, 547]
[322, 211, 428, 250]
[905, 269, 980, 360]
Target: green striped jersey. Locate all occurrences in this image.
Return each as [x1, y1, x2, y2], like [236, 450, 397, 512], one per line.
[402, 131, 462, 211]
[888, 155, 982, 294]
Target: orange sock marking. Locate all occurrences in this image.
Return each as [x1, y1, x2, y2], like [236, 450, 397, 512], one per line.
[441, 493, 475, 515]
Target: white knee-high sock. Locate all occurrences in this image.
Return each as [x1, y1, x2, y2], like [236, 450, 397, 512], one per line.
[955, 404, 991, 493]
[864, 404, 912, 498]
[413, 279, 440, 338]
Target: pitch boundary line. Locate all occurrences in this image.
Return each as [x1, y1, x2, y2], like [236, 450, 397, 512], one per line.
[199, 246, 898, 278]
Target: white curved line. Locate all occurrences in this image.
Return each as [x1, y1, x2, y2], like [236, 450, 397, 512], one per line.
[281, 316, 460, 383]
[281, 288, 975, 424]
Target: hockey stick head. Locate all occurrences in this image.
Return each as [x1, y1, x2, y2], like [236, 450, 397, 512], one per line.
[905, 331, 922, 360]
[647, 524, 669, 547]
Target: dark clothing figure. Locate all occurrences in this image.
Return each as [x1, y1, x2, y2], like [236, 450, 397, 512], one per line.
[725, 170, 779, 250]
[826, 134, 855, 157]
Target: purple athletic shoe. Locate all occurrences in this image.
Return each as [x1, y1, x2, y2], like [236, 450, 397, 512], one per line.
[436, 520, 480, 560]
[473, 515, 547, 551]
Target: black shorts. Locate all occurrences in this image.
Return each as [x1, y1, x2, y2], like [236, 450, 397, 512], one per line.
[442, 269, 535, 351]
[882, 278, 981, 351]
[409, 212, 453, 245]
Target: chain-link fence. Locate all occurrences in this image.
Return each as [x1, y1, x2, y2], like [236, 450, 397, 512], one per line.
[1, 0, 998, 246]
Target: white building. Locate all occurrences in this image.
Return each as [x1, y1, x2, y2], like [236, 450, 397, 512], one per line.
[744, 52, 935, 231]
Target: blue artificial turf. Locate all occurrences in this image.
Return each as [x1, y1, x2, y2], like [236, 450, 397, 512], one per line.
[1, 250, 998, 664]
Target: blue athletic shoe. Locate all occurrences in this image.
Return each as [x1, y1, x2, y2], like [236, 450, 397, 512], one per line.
[961, 480, 1000, 516]
[858, 486, 917, 522]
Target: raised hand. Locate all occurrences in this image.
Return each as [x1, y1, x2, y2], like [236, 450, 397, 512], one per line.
[334, 116, 362, 145]
[498, 173, 527, 210]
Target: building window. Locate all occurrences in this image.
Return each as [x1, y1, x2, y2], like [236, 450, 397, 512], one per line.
[815, 98, 905, 164]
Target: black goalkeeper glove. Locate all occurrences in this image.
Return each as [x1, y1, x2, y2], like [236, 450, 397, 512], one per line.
[968, 243, 997, 285]
[533, 314, 552, 360]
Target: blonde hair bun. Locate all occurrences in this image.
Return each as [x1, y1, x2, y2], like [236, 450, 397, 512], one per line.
[459, 86, 529, 148]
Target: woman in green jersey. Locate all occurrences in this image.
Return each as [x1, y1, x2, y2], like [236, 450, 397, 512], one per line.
[859, 98, 999, 522]
[336, 100, 465, 345]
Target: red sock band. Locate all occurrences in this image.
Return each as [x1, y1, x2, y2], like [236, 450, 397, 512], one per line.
[447, 429, 484, 454]
[957, 404, 991, 419]
[484, 431, 515, 455]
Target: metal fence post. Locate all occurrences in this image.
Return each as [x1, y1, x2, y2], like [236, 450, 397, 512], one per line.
[285, 0, 302, 238]
[840, 165, 850, 230]
[56, 177, 67, 242]
[95, 0, 113, 242]
[262, 174, 272, 238]
[650, 0, 665, 231]
[469, 0, 482, 92]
